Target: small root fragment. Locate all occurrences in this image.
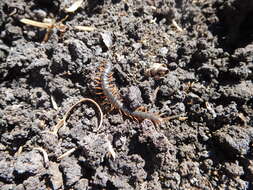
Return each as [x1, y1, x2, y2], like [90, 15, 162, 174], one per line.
[51, 95, 59, 110]
[106, 139, 116, 160]
[52, 98, 104, 135]
[150, 87, 159, 104]
[57, 148, 76, 160]
[34, 147, 49, 168]
[51, 119, 66, 136]
[74, 25, 96, 31]
[172, 19, 184, 32]
[15, 146, 23, 157]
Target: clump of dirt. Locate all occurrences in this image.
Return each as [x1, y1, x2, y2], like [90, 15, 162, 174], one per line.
[0, 0, 253, 189]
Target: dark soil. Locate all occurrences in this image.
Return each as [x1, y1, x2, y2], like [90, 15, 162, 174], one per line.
[0, 0, 253, 189]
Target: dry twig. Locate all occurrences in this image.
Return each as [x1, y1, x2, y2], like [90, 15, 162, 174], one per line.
[20, 17, 68, 41]
[34, 147, 49, 168]
[52, 98, 104, 136]
[57, 148, 76, 160]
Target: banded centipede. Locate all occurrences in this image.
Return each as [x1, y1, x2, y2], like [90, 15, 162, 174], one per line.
[97, 61, 164, 125]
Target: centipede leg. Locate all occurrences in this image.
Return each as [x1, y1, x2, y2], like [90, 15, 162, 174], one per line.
[108, 84, 115, 88]
[95, 81, 102, 84]
[118, 109, 123, 116]
[128, 114, 134, 120]
[94, 77, 101, 81]
[133, 116, 139, 122]
[107, 77, 113, 82]
[109, 105, 116, 112]
[122, 111, 133, 120]
[111, 88, 118, 95]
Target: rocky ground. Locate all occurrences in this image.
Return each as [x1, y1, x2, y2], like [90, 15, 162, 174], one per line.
[0, 0, 253, 189]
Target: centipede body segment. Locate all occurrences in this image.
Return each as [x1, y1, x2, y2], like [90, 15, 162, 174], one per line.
[97, 61, 163, 125]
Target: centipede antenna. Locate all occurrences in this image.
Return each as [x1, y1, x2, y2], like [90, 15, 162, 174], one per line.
[109, 105, 115, 112]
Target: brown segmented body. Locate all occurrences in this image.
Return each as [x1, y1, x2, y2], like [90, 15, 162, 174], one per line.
[101, 62, 163, 125]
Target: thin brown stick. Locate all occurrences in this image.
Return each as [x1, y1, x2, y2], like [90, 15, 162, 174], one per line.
[52, 98, 103, 135]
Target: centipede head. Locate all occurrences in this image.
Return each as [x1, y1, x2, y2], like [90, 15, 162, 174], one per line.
[135, 106, 147, 112]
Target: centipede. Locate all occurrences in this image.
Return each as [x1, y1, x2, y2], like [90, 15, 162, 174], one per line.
[95, 61, 179, 125]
